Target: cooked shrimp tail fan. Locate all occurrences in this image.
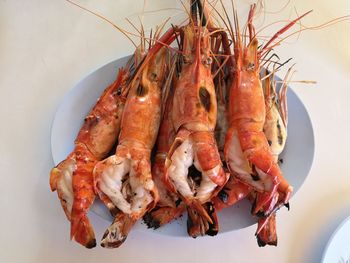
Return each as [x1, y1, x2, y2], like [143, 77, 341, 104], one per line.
[203, 202, 219, 236]
[100, 213, 136, 249]
[256, 214, 277, 247]
[187, 201, 218, 238]
[70, 215, 96, 249]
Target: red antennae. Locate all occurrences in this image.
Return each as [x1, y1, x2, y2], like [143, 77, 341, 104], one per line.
[259, 10, 313, 54]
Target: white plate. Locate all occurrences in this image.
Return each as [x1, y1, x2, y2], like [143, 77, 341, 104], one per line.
[51, 55, 315, 236]
[322, 216, 350, 263]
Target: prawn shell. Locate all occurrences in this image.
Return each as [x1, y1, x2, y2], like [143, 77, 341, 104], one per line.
[171, 26, 217, 133]
[75, 68, 128, 159]
[118, 48, 167, 149]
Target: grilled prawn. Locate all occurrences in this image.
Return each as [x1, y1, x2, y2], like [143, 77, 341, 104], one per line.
[143, 63, 186, 229]
[93, 35, 173, 247]
[164, 5, 228, 237]
[255, 68, 293, 247]
[224, 4, 309, 215]
[49, 63, 131, 248]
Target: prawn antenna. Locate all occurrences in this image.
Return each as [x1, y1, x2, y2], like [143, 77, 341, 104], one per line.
[65, 0, 138, 48]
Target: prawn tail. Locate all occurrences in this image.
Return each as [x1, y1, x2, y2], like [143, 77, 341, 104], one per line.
[100, 213, 136, 249]
[187, 201, 218, 238]
[256, 214, 278, 247]
[143, 204, 185, 229]
[70, 213, 96, 249]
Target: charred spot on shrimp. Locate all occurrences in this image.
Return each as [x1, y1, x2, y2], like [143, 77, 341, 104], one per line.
[136, 85, 148, 97]
[251, 197, 264, 217]
[284, 202, 290, 210]
[251, 165, 260, 181]
[217, 189, 229, 203]
[143, 213, 161, 229]
[175, 198, 182, 207]
[251, 173, 260, 181]
[199, 87, 211, 112]
[85, 238, 96, 249]
[257, 236, 268, 247]
[188, 165, 202, 192]
[205, 202, 218, 236]
[255, 210, 266, 218]
[84, 115, 100, 128]
[109, 207, 119, 217]
[276, 120, 284, 145]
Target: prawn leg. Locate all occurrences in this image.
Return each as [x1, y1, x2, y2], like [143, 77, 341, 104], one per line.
[256, 213, 277, 247]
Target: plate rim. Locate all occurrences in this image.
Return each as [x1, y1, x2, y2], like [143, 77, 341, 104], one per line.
[321, 215, 350, 263]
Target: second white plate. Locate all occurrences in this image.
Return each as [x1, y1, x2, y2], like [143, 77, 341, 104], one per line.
[322, 216, 350, 263]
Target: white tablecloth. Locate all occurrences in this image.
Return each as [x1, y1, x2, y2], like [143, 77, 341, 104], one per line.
[1, 0, 350, 262]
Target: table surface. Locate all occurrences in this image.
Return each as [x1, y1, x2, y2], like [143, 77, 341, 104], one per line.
[1, 0, 350, 262]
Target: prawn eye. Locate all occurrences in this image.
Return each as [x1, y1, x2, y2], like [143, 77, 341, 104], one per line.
[248, 62, 255, 70]
[203, 57, 212, 66]
[150, 72, 157, 81]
